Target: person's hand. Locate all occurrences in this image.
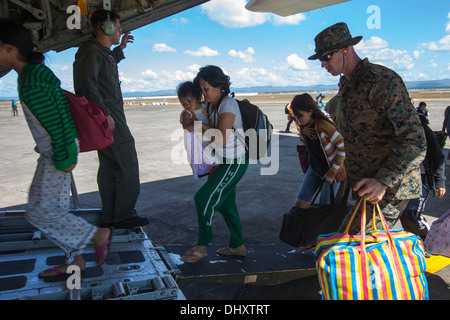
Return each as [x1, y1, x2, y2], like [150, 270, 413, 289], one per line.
[436, 187, 446, 199]
[120, 32, 134, 50]
[353, 178, 387, 204]
[323, 171, 334, 184]
[301, 126, 316, 139]
[106, 115, 115, 131]
[62, 163, 76, 173]
[208, 165, 221, 179]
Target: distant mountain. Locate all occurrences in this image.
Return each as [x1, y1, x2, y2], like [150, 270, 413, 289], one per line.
[122, 79, 450, 98]
[405, 79, 450, 89]
[2, 79, 449, 101]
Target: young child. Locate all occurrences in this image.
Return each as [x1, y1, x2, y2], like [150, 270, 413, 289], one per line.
[177, 81, 214, 179]
[0, 20, 112, 277]
[178, 81, 209, 130]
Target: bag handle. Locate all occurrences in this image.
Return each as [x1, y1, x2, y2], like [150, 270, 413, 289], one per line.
[310, 181, 336, 206]
[348, 196, 404, 299]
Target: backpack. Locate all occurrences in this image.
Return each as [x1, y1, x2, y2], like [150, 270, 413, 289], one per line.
[233, 95, 273, 160]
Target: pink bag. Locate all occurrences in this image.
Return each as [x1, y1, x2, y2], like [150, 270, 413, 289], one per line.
[64, 90, 114, 152]
[424, 209, 450, 257]
[183, 131, 215, 179]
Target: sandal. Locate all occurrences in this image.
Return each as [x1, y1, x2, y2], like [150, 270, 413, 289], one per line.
[38, 266, 66, 278]
[95, 227, 113, 266]
[38, 265, 86, 278]
[181, 249, 207, 263]
[216, 247, 246, 257]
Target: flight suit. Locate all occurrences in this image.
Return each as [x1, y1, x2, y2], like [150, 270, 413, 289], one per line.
[73, 38, 140, 226]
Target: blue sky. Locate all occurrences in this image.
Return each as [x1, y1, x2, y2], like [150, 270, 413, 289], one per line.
[1, 0, 449, 97]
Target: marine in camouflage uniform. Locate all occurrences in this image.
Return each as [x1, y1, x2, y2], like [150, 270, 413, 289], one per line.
[309, 23, 426, 234]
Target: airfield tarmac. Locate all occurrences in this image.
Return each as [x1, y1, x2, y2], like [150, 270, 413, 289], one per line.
[0, 90, 449, 300]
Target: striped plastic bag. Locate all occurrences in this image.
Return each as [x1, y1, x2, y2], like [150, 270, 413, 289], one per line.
[315, 197, 429, 300]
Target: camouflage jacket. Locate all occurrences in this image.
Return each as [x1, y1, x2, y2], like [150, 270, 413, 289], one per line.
[338, 58, 426, 200]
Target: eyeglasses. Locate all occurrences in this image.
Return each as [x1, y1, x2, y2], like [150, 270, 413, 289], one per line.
[319, 50, 339, 62]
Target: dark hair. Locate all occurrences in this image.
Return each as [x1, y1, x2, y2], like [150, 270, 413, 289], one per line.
[177, 81, 202, 100]
[290, 93, 334, 126]
[90, 9, 120, 32]
[0, 19, 45, 64]
[418, 101, 426, 107]
[194, 65, 231, 96]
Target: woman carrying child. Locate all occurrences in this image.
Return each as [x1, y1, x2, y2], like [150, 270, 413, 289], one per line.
[180, 66, 248, 263]
[0, 20, 112, 277]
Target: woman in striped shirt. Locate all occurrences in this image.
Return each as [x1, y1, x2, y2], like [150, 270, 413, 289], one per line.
[0, 20, 112, 277]
[291, 93, 346, 209]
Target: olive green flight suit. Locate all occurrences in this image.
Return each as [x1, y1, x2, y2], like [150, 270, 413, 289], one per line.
[73, 38, 140, 225]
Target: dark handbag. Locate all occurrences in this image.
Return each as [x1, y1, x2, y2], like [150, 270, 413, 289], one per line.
[296, 145, 309, 174]
[279, 184, 350, 247]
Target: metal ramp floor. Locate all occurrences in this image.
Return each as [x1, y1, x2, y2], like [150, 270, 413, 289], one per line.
[0, 210, 183, 300]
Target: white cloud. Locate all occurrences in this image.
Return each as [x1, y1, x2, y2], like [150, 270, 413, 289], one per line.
[119, 72, 152, 92]
[353, 36, 414, 71]
[141, 69, 158, 79]
[272, 13, 306, 26]
[153, 43, 176, 53]
[172, 17, 190, 25]
[233, 67, 283, 87]
[446, 12, 450, 33]
[187, 64, 201, 72]
[286, 53, 309, 70]
[355, 36, 388, 50]
[201, 0, 269, 28]
[160, 70, 196, 83]
[184, 46, 219, 57]
[228, 47, 255, 62]
[200, 0, 306, 28]
[420, 35, 450, 52]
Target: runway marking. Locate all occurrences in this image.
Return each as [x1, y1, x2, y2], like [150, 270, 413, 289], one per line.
[425, 255, 450, 274]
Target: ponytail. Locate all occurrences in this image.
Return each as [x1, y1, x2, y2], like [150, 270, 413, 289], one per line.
[0, 19, 45, 64]
[26, 49, 45, 65]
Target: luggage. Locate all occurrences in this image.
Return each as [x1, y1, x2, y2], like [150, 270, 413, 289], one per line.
[279, 184, 349, 247]
[233, 96, 273, 160]
[424, 209, 450, 258]
[315, 197, 429, 300]
[64, 90, 114, 152]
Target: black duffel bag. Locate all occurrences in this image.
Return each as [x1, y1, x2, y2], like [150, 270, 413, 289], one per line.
[279, 184, 350, 247]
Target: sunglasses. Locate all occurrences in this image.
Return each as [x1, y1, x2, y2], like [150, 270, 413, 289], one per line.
[319, 50, 339, 62]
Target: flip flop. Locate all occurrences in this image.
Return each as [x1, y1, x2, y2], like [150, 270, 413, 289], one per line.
[216, 247, 246, 257]
[95, 227, 113, 266]
[180, 249, 207, 263]
[38, 265, 86, 278]
[38, 266, 65, 278]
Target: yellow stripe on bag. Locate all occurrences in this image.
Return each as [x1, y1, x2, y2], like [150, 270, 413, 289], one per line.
[426, 255, 450, 274]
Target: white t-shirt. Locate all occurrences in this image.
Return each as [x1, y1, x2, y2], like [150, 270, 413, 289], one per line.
[209, 96, 246, 160]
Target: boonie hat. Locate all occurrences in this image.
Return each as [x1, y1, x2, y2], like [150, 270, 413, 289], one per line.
[308, 22, 362, 60]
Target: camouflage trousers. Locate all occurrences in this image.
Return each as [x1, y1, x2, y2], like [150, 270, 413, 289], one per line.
[338, 197, 409, 235]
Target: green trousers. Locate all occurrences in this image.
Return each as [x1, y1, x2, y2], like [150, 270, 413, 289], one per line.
[97, 138, 140, 225]
[194, 154, 248, 248]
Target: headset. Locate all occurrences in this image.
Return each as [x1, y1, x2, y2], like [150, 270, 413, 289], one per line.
[101, 11, 116, 36]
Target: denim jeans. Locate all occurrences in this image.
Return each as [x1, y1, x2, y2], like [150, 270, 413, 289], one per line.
[296, 166, 340, 205]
